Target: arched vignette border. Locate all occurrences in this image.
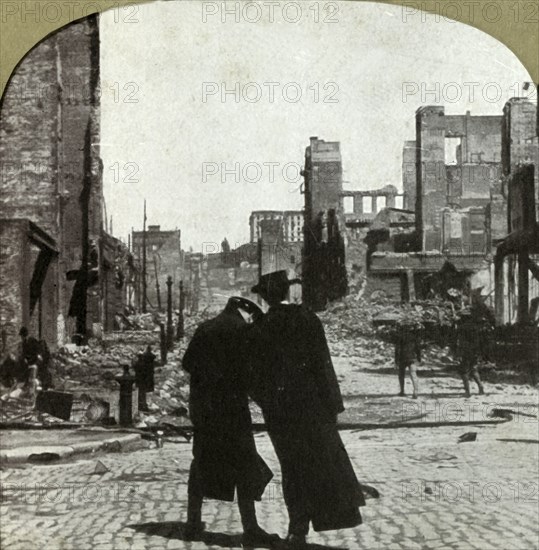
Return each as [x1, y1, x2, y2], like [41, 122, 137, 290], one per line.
[0, 0, 538, 99]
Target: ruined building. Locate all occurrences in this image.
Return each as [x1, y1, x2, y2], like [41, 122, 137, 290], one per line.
[131, 225, 182, 311]
[302, 137, 347, 310]
[340, 185, 412, 292]
[367, 100, 538, 308]
[414, 106, 503, 253]
[0, 16, 103, 353]
[250, 210, 303, 243]
[494, 98, 539, 325]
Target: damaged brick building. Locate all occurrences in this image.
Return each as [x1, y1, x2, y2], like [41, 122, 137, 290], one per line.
[301, 137, 348, 310]
[366, 102, 538, 307]
[0, 16, 133, 354]
[301, 101, 537, 313]
[494, 98, 539, 326]
[300, 137, 413, 308]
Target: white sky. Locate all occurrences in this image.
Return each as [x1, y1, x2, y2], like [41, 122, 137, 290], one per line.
[100, 0, 532, 250]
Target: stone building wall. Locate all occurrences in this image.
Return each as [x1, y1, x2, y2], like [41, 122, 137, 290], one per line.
[415, 106, 503, 252]
[0, 16, 102, 350]
[302, 137, 347, 310]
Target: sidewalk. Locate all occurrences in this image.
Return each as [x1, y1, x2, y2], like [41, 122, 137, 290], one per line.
[0, 428, 141, 464]
[0, 418, 537, 549]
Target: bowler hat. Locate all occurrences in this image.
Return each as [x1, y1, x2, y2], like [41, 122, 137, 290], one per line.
[251, 270, 301, 295]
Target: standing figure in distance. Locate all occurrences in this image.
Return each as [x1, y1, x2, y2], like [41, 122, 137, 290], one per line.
[18, 327, 41, 397]
[133, 345, 156, 412]
[395, 322, 421, 399]
[456, 310, 485, 397]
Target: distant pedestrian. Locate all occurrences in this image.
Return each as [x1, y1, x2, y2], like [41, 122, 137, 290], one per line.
[18, 327, 41, 397]
[133, 345, 155, 411]
[394, 323, 421, 399]
[182, 297, 279, 547]
[456, 311, 485, 397]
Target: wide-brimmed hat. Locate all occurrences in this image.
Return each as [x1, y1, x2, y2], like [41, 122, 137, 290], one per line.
[251, 270, 301, 295]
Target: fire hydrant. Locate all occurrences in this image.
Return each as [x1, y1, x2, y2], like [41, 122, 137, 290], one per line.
[115, 364, 137, 427]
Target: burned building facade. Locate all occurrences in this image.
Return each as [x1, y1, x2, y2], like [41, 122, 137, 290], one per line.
[415, 106, 502, 253]
[495, 98, 539, 326]
[0, 16, 104, 353]
[367, 100, 538, 308]
[131, 225, 182, 311]
[340, 185, 412, 289]
[301, 137, 347, 311]
[249, 210, 303, 243]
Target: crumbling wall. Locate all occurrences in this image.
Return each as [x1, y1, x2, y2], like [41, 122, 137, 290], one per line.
[416, 107, 503, 252]
[0, 16, 102, 346]
[416, 106, 446, 250]
[0, 222, 26, 354]
[0, 39, 59, 235]
[402, 141, 417, 210]
[303, 138, 347, 310]
[0, 220, 58, 354]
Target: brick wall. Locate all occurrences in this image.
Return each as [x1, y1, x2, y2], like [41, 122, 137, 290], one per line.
[402, 141, 417, 210]
[416, 106, 503, 252]
[0, 40, 59, 236]
[0, 16, 102, 346]
[0, 220, 58, 354]
[303, 137, 347, 309]
[0, 221, 26, 354]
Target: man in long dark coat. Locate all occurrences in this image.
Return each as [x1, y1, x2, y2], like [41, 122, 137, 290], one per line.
[249, 271, 365, 548]
[182, 297, 279, 546]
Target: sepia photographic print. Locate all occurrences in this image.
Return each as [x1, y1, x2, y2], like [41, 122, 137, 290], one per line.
[0, 1, 538, 549]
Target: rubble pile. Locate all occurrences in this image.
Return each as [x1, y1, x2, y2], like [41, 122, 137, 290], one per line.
[319, 296, 461, 366]
[53, 343, 150, 393]
[114, 312, 157, 331]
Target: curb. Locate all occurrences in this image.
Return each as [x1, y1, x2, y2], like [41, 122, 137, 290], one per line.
[0, 433, 141, 464]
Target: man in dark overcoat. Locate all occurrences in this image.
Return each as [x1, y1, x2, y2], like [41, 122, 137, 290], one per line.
[182, 297, 279, 546]
[249, 271, 366, 548]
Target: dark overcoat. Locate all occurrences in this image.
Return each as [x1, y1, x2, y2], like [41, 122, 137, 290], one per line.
[248, 303, 365, 532]
[182, 308, 272, 502]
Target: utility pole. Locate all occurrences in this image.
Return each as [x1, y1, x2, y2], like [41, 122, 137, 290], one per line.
[166, 276, 174, 350]
[142, 200, 147, 313]
[176, 280, 185, 340]
[76, 122, 92, 337]
[153, 256, 162, 311]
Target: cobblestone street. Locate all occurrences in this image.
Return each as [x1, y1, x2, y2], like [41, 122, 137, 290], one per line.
[1, 354, 538, 550]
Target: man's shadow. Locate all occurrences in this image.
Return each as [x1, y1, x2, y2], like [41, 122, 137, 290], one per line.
[129, 522, 348, 549]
